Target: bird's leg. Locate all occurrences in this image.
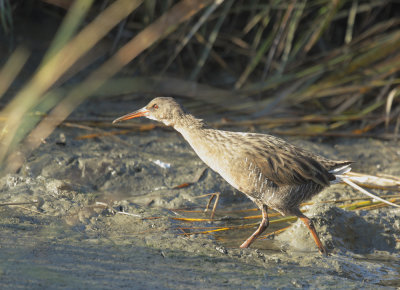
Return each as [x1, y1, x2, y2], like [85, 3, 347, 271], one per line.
[297, 213, 327, 255]
[240, 204, 269, 248]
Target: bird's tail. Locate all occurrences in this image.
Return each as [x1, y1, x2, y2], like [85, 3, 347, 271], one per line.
[329, 164, 352, 181]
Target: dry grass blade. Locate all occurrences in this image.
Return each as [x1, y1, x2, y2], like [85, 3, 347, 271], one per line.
[171, 207, 259, 213]
[340, 178, 400, 208]
[303, 0, 342, 54]
[385, 87, 399, 131]
[161, 0, 224, 74]
[41, 0, 95, 65]
[173, 217, 216, 222]
[190, 0, 233, 80]
[259, 226, 291, 240]
[341, 200, 375, 210]
[74, 124, 156, 140]
[0, 0, 13, 34]
[172, 193, 399, 238]
[339, 199, 400, 211]
[170, 180, 399, 239]
[344, 0, 357, 44]
[345, 172, 400, 191]
[278, 0, 305, 74]
[174, 215, 297, 236]
[95, 76, 246, 107]
[1, 1, 393, 143]
[0, 47, 30, 100]
[261, 1, 295, 79]
[2, 0, 212, 173]
[0, 200, 40, 207]
[172, 167, 207, 189]
[0, 0, 144, 171]
[235, 6, 274, 89]
[41, 0, 73, 9]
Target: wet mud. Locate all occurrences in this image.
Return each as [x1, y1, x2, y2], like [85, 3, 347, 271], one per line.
[1, 98, 399, 288]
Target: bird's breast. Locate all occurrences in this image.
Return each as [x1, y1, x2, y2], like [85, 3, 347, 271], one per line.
[180, 130, 245, 189]
[190, 144, 266, 195]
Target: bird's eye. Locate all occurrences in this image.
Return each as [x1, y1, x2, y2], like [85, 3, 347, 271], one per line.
[152, 104, 158, 109]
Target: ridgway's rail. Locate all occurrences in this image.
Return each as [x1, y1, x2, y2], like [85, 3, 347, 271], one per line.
[113, 97, 362, 255]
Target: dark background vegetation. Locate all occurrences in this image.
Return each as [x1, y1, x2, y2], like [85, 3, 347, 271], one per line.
[0, 0, 399, 173]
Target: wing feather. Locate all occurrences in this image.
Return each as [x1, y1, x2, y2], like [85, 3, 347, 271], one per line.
[240, 133, 349, 187]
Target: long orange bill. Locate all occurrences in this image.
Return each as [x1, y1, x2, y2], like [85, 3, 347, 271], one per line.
[112, 107, 149, 124]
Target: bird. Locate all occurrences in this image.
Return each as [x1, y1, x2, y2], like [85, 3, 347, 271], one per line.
[112, 97, 354, 255]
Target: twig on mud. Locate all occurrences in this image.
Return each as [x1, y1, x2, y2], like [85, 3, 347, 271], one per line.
[171, 167, 208, 189]
[9, 205, 56, 216]
[0, 200, 40, 207]
[94, 201, 142, 218]
[63, 121, 133, 146]
[259, 226, 291, 240]
[116, 211, 142, 218]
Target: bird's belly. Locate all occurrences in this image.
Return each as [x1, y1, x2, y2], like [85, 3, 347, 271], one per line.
[186, 137, 283, 202]
[207, 157, 258, 194]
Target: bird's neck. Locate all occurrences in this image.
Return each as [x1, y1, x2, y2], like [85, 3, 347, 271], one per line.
[173, 113, 206, 134]
[174, 115, 230, 178]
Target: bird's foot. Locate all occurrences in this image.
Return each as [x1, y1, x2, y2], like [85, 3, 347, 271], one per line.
[240, 205, 269, 249]
[318, 245, 329, 256]
[239, 239, 252, 249]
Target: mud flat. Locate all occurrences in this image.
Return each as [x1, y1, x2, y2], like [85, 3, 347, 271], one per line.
[0, 99, 399, 288]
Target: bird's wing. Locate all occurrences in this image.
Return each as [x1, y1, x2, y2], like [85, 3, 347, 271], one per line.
[240, 134, 334, 187]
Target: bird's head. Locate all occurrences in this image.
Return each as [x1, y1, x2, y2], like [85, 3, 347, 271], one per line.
[112, 97, 184, 127]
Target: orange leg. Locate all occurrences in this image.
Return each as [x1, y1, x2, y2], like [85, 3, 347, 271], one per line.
[240, 205, 269, 248]
[298, 214, 327, 255]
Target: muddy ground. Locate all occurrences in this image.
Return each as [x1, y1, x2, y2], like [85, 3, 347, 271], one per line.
[0, 97, 399, 289]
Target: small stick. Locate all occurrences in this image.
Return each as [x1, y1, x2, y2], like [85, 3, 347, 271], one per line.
[0, 201, 40, 207]
[116, 211, 142, 218]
